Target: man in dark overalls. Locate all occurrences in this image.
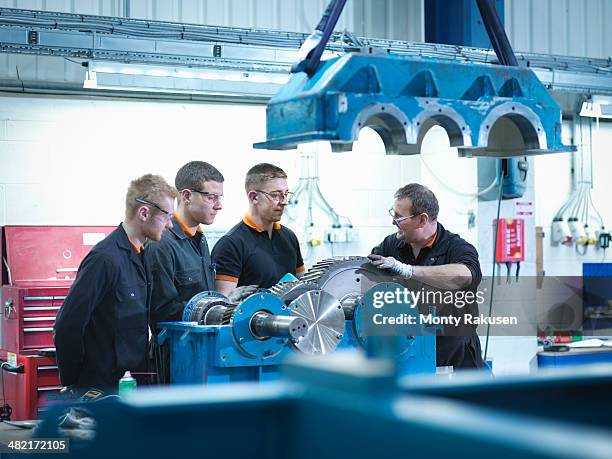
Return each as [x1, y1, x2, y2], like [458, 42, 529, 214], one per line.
[368, 183, 484, 369]
[54, 174, 177, 392]
[144, 162, 255, 383]
[145, 161, 256, 325]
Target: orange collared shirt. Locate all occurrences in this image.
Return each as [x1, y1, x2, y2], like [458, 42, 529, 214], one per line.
[128, 239, 144, 254]
[242, 213, 281, 232]
[424, 232, 437, 249]
[174, 213, 203, 238]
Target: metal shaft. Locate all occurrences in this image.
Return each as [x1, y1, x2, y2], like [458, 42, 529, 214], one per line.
[250, 313, 308, 340]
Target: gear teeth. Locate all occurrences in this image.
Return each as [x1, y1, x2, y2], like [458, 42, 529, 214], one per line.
[267, 280, 319, 305]
[302, 256, 369, 286]
[221, 306, 236, 325]
[268, 280, 302, 297]
[186, 297, 231, 322]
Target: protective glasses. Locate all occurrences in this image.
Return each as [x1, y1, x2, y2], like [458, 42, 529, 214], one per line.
[135, 198, 173, 221]
[256, 190, 294, 203]
[388, 208, 418, 225]
[189, 189, 224, 205]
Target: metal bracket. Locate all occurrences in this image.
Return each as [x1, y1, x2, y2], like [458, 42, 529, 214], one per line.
[3, 298, 14, 320]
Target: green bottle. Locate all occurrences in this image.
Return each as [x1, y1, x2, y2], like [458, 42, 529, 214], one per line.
[118, 371, 137, 396]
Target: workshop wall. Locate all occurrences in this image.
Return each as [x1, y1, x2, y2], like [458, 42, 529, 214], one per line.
[505, 0, 612, 59]
[534, 121, 612, 276]
[0, 0, 423, 41]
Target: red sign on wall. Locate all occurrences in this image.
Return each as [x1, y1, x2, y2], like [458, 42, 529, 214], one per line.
[495, 218, 525, 263]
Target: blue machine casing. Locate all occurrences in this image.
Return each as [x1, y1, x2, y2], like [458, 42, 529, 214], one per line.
[158, 322, 287, 384]
[254, 53, 574, 159]
[33, 353, 612, 459]
[159, 292, 293, 384]
[159, 283, 438, 384]
[340, 321, 436, 375]
[159, 320, 436, 384]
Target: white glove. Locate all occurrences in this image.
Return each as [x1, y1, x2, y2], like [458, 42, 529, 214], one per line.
[227, 285, 258, 303]
[367, 254, 414, 279]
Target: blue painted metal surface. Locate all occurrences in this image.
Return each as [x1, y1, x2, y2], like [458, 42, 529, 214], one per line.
[340, 319, 436, 375]
[425, 0, 505, 49]
[160, 292, 293, 384]
[345, 282, 437, 375]
[538, 348, 612, 368]
[254, 53, 574, 158]
[161, 284, 437, 385]
[158, 322, 288, 384]
[498, 156, 528, 198]
[33, 354, 612, 458]
[401, 364, 612, 429]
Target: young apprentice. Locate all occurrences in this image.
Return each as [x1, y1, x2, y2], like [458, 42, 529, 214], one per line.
[212, 163, 304, 295]
[54, 174, 177, 391]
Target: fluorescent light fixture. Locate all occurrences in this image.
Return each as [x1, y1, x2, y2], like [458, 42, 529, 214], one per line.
[83, 61, 291, 97]
[580, 95, 612, 119]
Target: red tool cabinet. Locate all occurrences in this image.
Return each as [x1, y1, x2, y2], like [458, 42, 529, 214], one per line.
[1, 225, 114, 420]
[0, 349, 61, 420]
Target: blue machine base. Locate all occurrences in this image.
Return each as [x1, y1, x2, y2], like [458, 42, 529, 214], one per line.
[158, 322, 290, 384]
[340, 319, 436, 376]
[538, 347, 612, 368]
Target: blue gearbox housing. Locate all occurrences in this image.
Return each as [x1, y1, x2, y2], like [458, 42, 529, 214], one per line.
[254, 53, 574, 158]
[160, 291, 305, 384]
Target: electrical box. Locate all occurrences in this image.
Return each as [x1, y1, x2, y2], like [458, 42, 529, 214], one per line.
[477, 157, 529, 201]
[499, 157, 529, 199]
[495, 218, 525, 262]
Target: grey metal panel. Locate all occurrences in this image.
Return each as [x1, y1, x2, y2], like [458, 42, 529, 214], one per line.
[549, 0, 569, 56]
[129, 0, 153, 20]
[584, 0, 604, 59]
[529, 0, 549, 54]
[40, 30, 93, 49]
[97, 0, 123, 17]
[533, 68, 612, 96]
[154, 40, 214, 58]
[342, 0, 423, 41]
[505, 0, 611, 59]
[95, 70, 280, 97]
[44, 0, 73, 14]
[11, 53, 37, 80]
[180, 0, 204, 24]
[0, 28, 26, 44]
[228, 0, 253, 29]
[206, 0, 228, 27]
[1, 0, 422, 40]
[33, 54, 65, 82]
[568, 0, 586, 57]
[13, 0, 42, 10]
[220, 43, 278, 62]
[153, 0, 178, 23]
[606, 1, 612, 58]
[99, 36, 157, 53]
